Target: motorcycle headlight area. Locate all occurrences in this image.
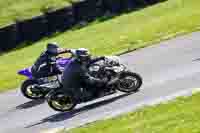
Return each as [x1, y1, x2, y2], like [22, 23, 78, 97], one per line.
[113, 66, 124, 73]
[89, 65, 100, 72]
[105, 56, 121, 66]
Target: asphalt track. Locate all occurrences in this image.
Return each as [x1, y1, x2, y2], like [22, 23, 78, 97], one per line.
[1, 32, 200, 133]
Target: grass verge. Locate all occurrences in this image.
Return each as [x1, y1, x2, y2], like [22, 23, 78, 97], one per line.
[0, 0, 71, 27]
[1, 0, 200, 92]
[65, 92, 200, 133]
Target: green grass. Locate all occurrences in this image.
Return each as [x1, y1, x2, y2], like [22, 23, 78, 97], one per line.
[0, 0, 71, 27]
[1, 0, 200, 92]
[66, 92, 200, 133]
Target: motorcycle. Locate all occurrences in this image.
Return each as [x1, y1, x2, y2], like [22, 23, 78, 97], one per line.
[18, 57, 71, 100]
[46, 56, 143, 112]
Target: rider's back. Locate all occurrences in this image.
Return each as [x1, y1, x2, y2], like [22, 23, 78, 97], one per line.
[31, 51, 56, 78]
[62, 59, 85, 89]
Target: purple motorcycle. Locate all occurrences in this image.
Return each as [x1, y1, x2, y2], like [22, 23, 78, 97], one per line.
[18, 57, 70, 100]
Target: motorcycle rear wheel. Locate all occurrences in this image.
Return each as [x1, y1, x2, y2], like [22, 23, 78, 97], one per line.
[21, 79, 45, 99]
[47, 91, 77, 112]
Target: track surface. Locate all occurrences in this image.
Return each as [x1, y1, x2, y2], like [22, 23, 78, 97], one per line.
[1, 32, 200, 133]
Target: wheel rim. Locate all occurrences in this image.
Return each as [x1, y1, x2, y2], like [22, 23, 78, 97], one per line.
[25, 84, 43, 98]
[51, 94, 74, 111]
[118, 76, 139, 91]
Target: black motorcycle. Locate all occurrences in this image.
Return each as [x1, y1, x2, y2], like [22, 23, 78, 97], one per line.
[46, 56, 143, 112]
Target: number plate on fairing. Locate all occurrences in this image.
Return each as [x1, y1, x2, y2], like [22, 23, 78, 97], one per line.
[48, 76, 57, 81]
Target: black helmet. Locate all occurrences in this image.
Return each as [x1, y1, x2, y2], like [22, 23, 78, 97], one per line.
[46, 42, 59, 54]
[75, 48, 90, 62]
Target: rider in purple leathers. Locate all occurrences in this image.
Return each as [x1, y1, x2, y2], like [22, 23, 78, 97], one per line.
[31, 42, 72, 78]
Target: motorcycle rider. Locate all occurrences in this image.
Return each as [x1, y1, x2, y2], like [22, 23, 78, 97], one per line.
[62, 48, 109, 100]
[31, 42, 72, 78]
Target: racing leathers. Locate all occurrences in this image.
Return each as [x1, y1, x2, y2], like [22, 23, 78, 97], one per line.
[61, 56, 106, 98]
[31, 48, 69, 78]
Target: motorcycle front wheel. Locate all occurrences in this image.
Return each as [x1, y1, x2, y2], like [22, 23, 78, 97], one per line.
[117, 71, 142, 93]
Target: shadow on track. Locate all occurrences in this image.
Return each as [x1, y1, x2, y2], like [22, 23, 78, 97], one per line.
[26, 93, 130, 128]
[15, 99, 45, 110]
[192, 58, 200, 62]
[0, 99, 45, 118]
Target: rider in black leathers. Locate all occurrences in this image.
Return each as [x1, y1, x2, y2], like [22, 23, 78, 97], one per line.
[31, 42, 70, 78]
[62, 48, 108, 99]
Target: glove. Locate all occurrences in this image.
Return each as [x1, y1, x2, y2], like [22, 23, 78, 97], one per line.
[102, 56, 106, 60]
[64, 48, 71, 53]
[107, 76, 119, 86]
[101, 77, 109, 84]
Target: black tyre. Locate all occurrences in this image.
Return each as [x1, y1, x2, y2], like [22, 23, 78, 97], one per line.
[46, 91, 77, 112]
[117, 71, 142, 93]
[21, 79, 45, 99]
